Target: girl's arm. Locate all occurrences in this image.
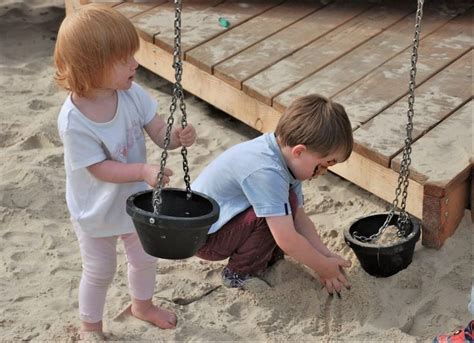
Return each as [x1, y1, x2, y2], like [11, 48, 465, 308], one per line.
[144, 115, 196, 149]
[87, 160, 172, 187]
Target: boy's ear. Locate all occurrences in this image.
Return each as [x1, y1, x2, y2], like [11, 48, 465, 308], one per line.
[291, 144, 306, 157]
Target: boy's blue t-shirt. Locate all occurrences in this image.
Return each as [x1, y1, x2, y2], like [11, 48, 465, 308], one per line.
[192, 133, 304, 234]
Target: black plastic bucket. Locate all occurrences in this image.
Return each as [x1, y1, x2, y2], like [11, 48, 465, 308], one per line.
[126, 188, 219, 259]
[344, 213, 421, 277]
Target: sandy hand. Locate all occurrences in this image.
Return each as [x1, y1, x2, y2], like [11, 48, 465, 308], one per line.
[319, 256, 351, 296]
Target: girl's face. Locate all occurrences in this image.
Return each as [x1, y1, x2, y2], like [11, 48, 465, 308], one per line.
[106, 54, 139, 90]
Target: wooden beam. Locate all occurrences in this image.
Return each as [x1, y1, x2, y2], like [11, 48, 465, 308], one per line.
[471, 163, 473, 222]
[353, 51, 472, 167]
[185, 0, 318, 74]
[333, 9, 472, 130]
[247, 2, 413, 106]
[214, 1, 371, 90]
[135, 38, 283, 132]
[114, 1, 165, 19]
[392, 101, 472, 197]
[65, 0, 81, 15]
[329, 150, 424, 218]
[422, 177, 470, 248]
[132, 1, 278, 55]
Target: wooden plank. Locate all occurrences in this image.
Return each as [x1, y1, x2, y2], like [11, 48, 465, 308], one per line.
[80, 0, 123, 5]
[471, 162, 473, 222]
[132, 0, 279, 54]
[333, 9, 473, 129]
[422, 178, 470, 248]
[213, 1, 373, 89]
[329, 150, 424, 218]
[114, 1, 166, 19]
[244, 3, 414, 106]
[272, 7, 455, 112]
[185, 0, 321, 74]
[135, 38, 283, 133]
[131, 1, 222, 44]
[353, 50, 472, 167]
[392, 101, 472, 194]
[65, 0, 81, 14]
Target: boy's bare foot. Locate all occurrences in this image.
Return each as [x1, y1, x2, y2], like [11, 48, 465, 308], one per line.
[131, 298, 177, 329]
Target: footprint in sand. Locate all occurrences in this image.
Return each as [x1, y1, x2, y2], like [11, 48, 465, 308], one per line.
[0, 126, 20, 148]
[39, 153, 63, 168]
[28, 99, 52, 111]
[18, 132, 60, 150]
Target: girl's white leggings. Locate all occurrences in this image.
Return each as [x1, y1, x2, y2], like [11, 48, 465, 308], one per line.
[73, 224, 157, 323]
[469, 285, 474, 315]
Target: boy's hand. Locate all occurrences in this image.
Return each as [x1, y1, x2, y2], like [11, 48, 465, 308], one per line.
[319, 256, 351, 296]
[174, 124, 196, 147]
[142, 164, 173, 188]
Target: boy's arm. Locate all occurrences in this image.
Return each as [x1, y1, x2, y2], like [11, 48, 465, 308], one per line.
[266, 215, 351, 294]
[87, 160, 172, 187]
[144, 115, 196, 149]
[293, 208, 335, 258]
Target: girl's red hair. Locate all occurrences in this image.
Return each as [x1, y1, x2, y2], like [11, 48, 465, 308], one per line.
[54, 4, 139, 97]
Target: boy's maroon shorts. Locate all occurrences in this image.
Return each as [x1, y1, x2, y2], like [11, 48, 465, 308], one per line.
[196, 191, 298, 275]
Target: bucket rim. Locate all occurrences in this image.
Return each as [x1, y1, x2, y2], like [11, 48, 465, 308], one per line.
[126, 188, 220, 229]
[343, 212, 421, 250]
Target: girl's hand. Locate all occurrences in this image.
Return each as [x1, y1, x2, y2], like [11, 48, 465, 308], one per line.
[174, 124, 196, 147]
[142, 164, 173, 188]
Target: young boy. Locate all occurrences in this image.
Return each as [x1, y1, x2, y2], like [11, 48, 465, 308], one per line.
[192, 94, 353, 295]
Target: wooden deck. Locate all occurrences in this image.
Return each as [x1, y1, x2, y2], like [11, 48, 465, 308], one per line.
[66, 0, 473, 248]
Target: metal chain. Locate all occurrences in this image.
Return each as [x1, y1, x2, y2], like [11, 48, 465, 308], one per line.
[152, 0, 192, 214]
[353, 0, 424, 242]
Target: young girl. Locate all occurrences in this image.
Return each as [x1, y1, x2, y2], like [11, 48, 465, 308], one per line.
[54, 4, 196, 339]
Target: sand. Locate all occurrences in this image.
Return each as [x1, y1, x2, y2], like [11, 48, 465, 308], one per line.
[0, 1, 472, 341]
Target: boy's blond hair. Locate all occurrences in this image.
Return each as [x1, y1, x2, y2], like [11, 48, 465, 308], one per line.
[275, 94, 353, 160]
[54, 4, 139, 97]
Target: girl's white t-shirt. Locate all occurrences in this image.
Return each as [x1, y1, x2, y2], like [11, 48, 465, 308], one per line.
[57, 82, 157, 237]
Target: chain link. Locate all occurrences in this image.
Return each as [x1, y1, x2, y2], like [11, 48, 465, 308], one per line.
[353, 0, 424, 242]
[152, 0, 192, 214]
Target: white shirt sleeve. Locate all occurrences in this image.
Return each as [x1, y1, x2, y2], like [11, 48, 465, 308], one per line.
[62, 127, 106, 171]
[241, 168, 292, 217]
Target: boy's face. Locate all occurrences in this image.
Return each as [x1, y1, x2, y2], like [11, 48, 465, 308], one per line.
[290, 146, 345, 181]
[107, 54, 139, 90]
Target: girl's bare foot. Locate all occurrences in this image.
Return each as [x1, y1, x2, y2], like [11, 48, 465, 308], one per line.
[79, 321, 105, 342]
[131, 298, 177, 329]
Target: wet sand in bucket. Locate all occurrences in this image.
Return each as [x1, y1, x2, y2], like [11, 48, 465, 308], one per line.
[371, 225, 404, 246]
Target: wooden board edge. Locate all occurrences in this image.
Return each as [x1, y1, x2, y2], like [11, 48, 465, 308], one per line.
[422, 165, 471, 198]
[353, 141, 391, 167]
[422, 176, 470, 248]
[184, 53, 213, 75]
[242, 82, 273, 106]
[471, 165, 473, 222]
[329, 150, 424, 218]
[272, 97, 287, 113]
[65, 0, 78, 15]
[213, 67, 243, 91]
[135, 38, 283, 132]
